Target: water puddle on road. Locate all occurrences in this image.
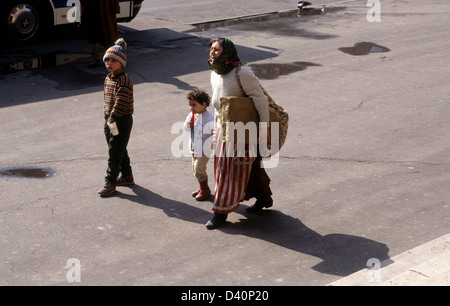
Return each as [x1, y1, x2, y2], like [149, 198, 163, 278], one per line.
[339, 42, 390, 56]
[249, 61, 321, 79]
[0, 166, 57, 179]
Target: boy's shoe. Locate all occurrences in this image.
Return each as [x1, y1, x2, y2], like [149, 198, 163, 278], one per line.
[116, 175, 134, 186]
[98, 182, 116, 197]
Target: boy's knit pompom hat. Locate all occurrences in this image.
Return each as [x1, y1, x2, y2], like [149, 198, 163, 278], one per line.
[103, 38, 127, 67]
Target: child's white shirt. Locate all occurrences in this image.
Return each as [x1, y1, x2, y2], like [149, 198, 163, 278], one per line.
[184, 110, 214, 156]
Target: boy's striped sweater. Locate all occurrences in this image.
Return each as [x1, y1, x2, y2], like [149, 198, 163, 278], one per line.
[104, 72, 134, 120]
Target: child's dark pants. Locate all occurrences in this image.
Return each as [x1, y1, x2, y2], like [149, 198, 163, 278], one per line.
[104, 115, 133, 184]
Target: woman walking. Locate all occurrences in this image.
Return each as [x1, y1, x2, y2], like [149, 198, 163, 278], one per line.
[80, 0, 120, 67]
[206, 37, 273, 229]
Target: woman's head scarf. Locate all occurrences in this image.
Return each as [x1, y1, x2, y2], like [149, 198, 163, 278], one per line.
[208, 37, 241, 75]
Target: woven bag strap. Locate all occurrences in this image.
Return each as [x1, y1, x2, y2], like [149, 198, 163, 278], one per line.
[235, 64, 245, 93]
[235, 63, 271, 99]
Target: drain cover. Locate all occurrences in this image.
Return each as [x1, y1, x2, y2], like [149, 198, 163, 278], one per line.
[0, 166, 57, 179]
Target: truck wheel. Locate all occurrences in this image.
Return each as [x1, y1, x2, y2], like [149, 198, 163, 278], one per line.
[4, 0, 51, 43]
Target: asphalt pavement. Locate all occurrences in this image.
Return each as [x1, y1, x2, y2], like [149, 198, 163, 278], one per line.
[0, 0, 448, 287]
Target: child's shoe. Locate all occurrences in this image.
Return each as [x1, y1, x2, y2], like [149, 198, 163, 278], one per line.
[116, 174, 134, 186]
[192, 188, 200, 197]
[195, 180, 211, 201]
[98, 181, 116, 197]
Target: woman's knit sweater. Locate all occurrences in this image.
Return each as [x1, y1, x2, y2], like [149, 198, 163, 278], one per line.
[210, 65, 269, 125]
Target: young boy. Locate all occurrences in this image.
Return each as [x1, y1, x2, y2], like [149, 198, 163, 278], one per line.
[98, 38, 135, 197]
[184, 88, 214, 201]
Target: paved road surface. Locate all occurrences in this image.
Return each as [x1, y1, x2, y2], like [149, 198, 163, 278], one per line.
[0, 0, 448, 287]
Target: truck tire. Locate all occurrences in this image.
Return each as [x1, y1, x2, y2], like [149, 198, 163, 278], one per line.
[4, 0, 52, 45]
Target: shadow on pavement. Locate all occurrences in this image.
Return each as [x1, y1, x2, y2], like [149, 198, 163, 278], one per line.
[115, 184, 211, 225]
[0, 28, 279, 107]
[220, 209, 391, 277]
[116, 184, 390, 277]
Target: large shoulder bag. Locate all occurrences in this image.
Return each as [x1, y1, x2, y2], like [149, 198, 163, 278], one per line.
[219, 64, 289, 154]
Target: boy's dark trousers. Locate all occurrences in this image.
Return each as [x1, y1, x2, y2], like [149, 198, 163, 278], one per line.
[104, 115, 133, 185]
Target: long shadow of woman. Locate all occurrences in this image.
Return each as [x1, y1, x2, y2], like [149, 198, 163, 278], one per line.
[117, 185, 390, 277]
[219, 210, 391, 277]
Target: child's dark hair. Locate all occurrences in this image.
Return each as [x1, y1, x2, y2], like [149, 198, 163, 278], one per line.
[187, 88, 211, 107]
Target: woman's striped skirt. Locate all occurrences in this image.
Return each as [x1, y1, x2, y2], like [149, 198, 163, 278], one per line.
[213, 138, 256, 214]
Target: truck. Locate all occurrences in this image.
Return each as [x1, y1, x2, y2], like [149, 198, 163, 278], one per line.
[3, 0, 144, 43]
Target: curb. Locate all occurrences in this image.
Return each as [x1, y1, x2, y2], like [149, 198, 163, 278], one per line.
[327, 233, 450, 286]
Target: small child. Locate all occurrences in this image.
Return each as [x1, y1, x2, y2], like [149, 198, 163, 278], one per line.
[184, 88, 214, 201]
[98, 38, 135, 197]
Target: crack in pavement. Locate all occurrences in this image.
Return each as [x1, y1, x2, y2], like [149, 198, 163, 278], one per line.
[281, 155, 450, 168]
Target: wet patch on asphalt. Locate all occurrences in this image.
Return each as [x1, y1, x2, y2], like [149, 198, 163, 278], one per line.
[249, 61, 321, 79]
[339, 42, 391, 56]
[0, 165, 57, 179]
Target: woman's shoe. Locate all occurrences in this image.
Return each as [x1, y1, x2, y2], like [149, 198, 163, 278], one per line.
[246, 197, 273, 213]
[205, 213, 227, 229]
